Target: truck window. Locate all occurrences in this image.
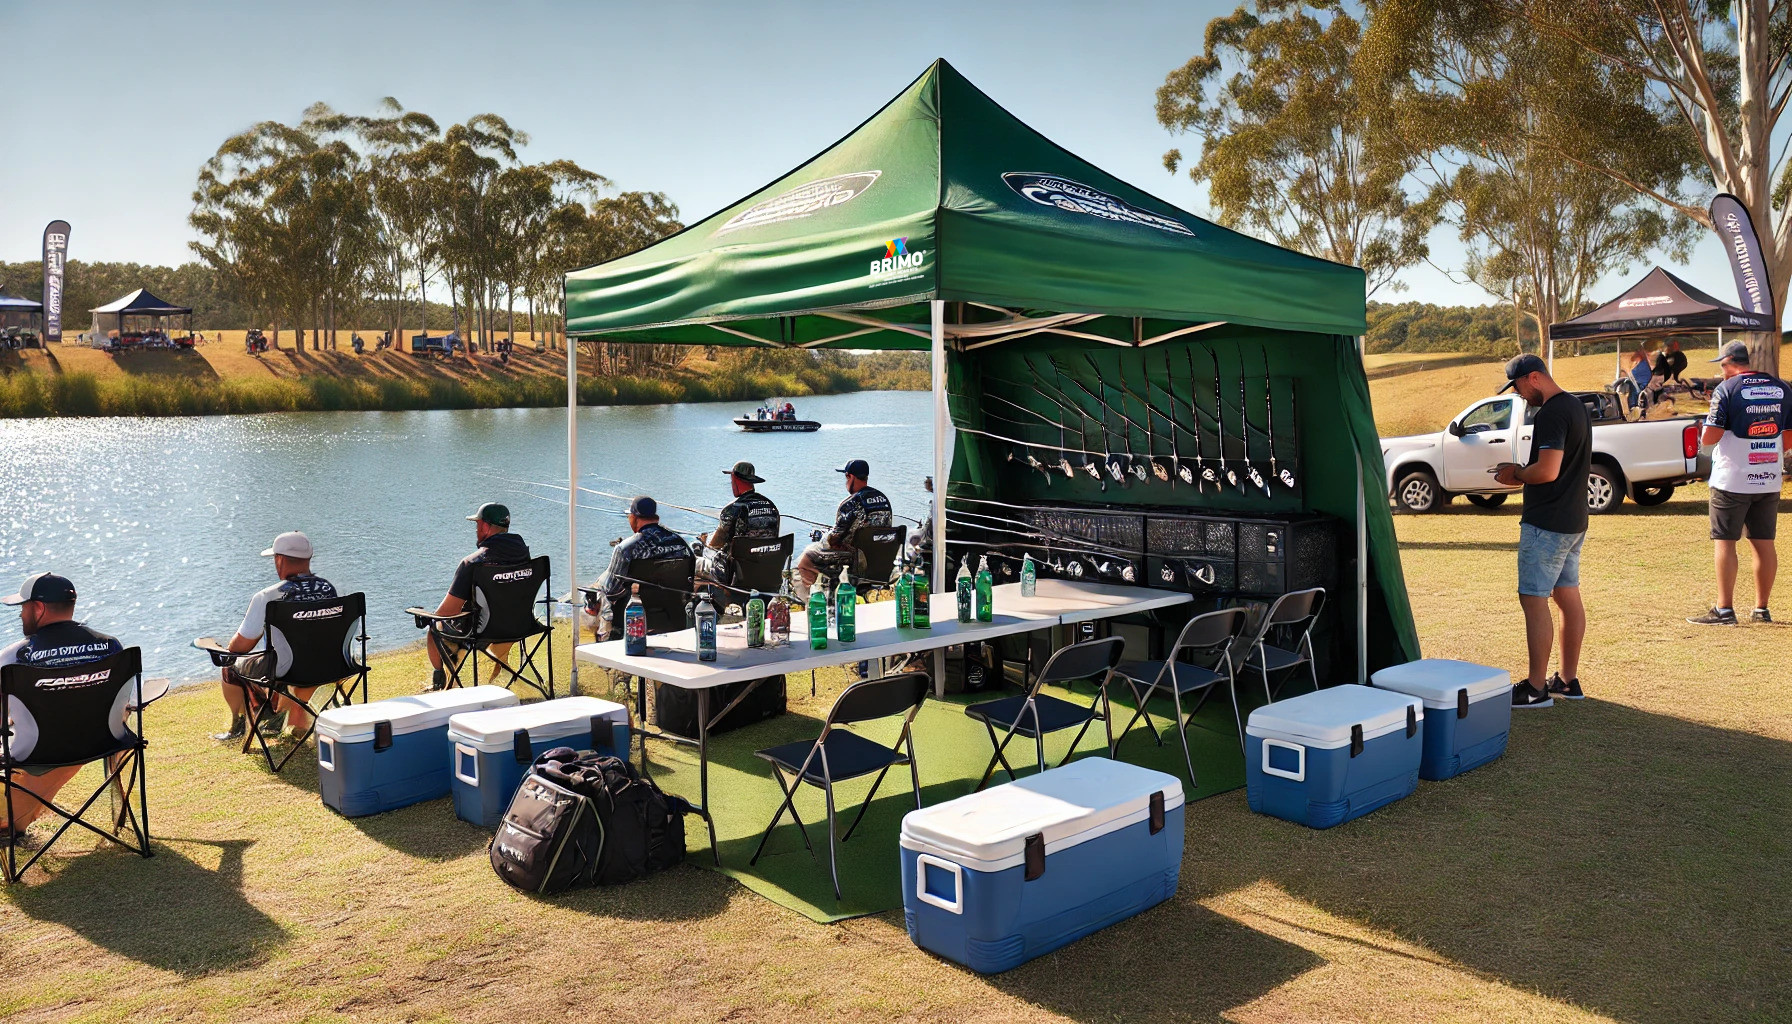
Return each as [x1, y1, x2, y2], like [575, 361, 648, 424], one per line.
[1524, 403, 1539, 425]
[1461, 401, 1512, 433]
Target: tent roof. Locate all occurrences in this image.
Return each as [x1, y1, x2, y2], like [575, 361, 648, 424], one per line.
[1548, 267, 1772, 341]
[0, 292, 42, 311]
[90, 287, 192, 316]
[565, 59, 1366, 347]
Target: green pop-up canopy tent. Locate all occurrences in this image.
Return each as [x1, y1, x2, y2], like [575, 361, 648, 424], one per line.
[563, 59, 1418, 696]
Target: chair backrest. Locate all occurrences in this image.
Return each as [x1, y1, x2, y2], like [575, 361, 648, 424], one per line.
[729, 533, 793, 595]
[1170, 607, 1250, 669]
[827, 671, 930, 729]
[1034, 636, 1126, 693]
[265, 593, 367, 687]
[468, 556, 551, 642]
[1251, 587, 1327, 651]
[1, 647, 144, 766]
[849, 523, 908, 589]
[630, 555, 696, 635]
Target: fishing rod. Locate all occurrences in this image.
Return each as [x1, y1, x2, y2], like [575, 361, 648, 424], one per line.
[1054, 356, 1134, 483]
[1039, 356, 1122, 482]
[1203, 345, 1241, 490]
[950, 397, 1061, 484]
[981, 370, 1096, 479]
[1026, 357, 1105, 480]
[1260, 344, 1296, 489]
[1237, 350, 1270, 496]
[954, 388, 1111, 476]
[951, 420, 1097, 487]
[945, 507, 1141, 560]
[1185, 345, 1232, 491]
[1155, 349, 1201, 489]
[1081, 353, 1164, 483]
[942, 537, 1137, 585]
[1123, 358, 1170, 483]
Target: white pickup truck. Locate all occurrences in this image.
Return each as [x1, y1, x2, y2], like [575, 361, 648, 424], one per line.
[1382, 391, 1707, 514]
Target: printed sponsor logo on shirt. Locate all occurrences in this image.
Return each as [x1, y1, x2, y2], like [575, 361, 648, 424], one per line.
[24, 642, 112, 662]
[1740, 385, 1783, 400]
[715, 171, 881, 235]
[1745, 403, 1783, 414]
[1002, 172, 1195, 236]
[1745, 470, 1780, 483]
[1747, 421, 1781, 438]
[291, 606, 343, 620]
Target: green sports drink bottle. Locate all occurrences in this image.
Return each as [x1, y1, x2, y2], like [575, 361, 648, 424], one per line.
[836, 579, 857, 642]
[807, 588, 828, 650]
[1020, 553, 1037, 598]
[912, 569, 931, 629]
[975, 555, 994, 622]
[895, 562, 913, 627]
[746, 592, 766, 649]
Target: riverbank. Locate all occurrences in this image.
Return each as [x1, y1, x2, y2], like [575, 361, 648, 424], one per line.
[0, 337, 928, 418]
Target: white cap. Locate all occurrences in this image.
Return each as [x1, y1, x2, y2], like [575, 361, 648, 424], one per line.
[260, 531, 314, 559]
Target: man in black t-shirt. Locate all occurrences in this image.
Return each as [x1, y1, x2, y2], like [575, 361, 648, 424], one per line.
[425, 503, 531, 689]
[1492, 354, 1592, 708]
[795, 459, 893, 599]
[695, 461, 781, 590]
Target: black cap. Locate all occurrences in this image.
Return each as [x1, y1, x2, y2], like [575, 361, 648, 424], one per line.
[466, 502, 510, 527]
[726, 460, 765, 483]
[629, 495, 658, 518]
[836, 459, 870, 479]
[1711, 340, 1751, 364]
[2, 572, 77, 606]
[1498, 353, 1548, 393]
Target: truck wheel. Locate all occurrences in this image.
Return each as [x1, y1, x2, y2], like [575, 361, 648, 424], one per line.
[1395, 470, 1446, 513]
[1587, 465, 1623, 513]
[1631, 484, 1674, 506]
[1466, 493, 1508, 509]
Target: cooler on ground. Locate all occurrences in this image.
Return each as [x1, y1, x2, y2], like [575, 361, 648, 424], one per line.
[316, 685, 517, 817]
[448, 696, 632, 827]
[1370, 659, 1511, 781]
[900, 757, 1184, 974]
[1246, 684, 1424, 829]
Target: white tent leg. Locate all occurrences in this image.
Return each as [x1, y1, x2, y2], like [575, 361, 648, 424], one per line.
[1356, 334, 1371, 681]
[567, 320, 580, 697]
[931, 300, 948, 699]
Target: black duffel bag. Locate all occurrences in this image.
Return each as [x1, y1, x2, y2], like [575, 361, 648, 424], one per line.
[653, 675, 786, 739]
[490, 747, 689, 893]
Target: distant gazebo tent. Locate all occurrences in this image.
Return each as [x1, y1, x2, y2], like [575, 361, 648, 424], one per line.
[0, 292, 44, 333]
[89, 288, 194, 344]
[1547, 266, 1773, 373]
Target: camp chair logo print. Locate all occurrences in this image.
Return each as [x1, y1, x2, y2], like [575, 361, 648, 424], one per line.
[290, 606, 343, 620]
[38, 670, 110, 689]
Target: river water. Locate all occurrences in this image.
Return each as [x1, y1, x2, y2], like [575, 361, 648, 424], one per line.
[0, 390, 934, 683]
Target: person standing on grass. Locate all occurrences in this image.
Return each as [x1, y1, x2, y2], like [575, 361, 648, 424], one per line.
[1688, 341, 1787, 626]
[1492, 354, 1592, 708]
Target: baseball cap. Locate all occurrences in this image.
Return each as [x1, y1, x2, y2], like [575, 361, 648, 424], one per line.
[1711, 340, 1751, 364]
[836, 459, 870, 479]
[2, 572, 77, 606]
[725, 460, 765, 483]
[466, 502, 510, 527]
[1498, 353, 1548, 393]
[629, 495, 658, 518]
[259, 531, 314, 558]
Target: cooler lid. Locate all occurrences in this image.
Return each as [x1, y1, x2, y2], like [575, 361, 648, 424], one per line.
[899, 757, 1183, 872]
[447, 696, 629, 752]
[1370, 659, 1510, 708]
[318, 685, 518, 743]
[1246, 684, 1424, 747]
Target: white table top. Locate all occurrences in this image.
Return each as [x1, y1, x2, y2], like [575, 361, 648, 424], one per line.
[574, 579, 1190, 690]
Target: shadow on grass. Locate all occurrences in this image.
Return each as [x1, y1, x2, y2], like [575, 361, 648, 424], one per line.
[8, 837, 287, 976]
[111, 349, 220, 381]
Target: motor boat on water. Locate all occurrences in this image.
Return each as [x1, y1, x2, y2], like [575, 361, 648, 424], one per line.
[735, 399, 820, 433]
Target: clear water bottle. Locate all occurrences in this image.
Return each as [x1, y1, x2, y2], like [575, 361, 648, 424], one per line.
[695, 593, 718, 662]
[807, 588, 828, 650]
[975, 555, 994, 622]
[769, 571, 792, 645]
[912, 566, 931, 629]
[623, 584, 647, 656]
[746, 592, 765, 649]
[956, 556, 974, 623]
[836, 578, 857, 642]
[1020, 552, 1037, 598]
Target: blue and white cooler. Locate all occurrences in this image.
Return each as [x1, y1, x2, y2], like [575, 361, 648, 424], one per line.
[447, 696, 632, 827]
[315, 685, 517, 817]
[1246, 684, 1425, 829]
[1370, 659, 1511, 781]
[899, 757, 1183, 974]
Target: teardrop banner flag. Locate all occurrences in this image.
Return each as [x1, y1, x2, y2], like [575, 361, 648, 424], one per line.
[1709, 194, 1773, 318]
[42, 220, 71, 343]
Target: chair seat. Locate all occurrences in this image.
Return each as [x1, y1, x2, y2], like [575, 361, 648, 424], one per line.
[756, 730, 906, 786]
[1116, 660, 1224, 695]
[1246, 644, 1307, 673]
[964, 694, 1095, 738]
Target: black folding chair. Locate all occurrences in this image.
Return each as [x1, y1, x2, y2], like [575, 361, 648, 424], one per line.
[1242, 587, 1326, 704]
[965, 636, 1124, 790]
[728, 534, 793, 597]
[1112, 607, 1250, 782]
[410, 556, 555, 700]
[748, 672, 929, 900]
[847, 524, 908, 595]
[3, 648, 165, 883]
[198, 593, 370, 772]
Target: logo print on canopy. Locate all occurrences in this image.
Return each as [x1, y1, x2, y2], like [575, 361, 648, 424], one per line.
[715, 171, 882, 235]
[1001, 172, 1194, 236]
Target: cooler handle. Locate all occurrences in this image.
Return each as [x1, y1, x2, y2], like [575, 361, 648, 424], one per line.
[588, 715, 606, 751]
[317, 738, 336, 772]
[1261, 738, 1306, 782]
[1349, 724, 1364, 757]
[513, 728, 533, 765]
[1457, 688, 1469, 719]
[1406, 706, 1418, 738]
[1024, 833, 1046, 880]
[913, 854, 964, 915]
[454, 743, 479, 786]
[373, 720, 393, 752]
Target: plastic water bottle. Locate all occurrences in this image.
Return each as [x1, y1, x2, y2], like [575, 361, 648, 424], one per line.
[956, 557, 974, 623]
[913, 567, 931, 629]
[895, 562, 914, 628]
[836, 578, 857, 642]
[1020, 553, 1037, 598]
[746, 592, 765, 649]
[695, 593, 718, 662]
[807, 589, 828, 650]
[769, 572, 792, 645]
[976, 556, 994, 622]
[623, 584, 647, 656]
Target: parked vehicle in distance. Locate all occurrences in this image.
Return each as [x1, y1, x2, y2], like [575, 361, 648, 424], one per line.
[1381, 391, 1708, 514]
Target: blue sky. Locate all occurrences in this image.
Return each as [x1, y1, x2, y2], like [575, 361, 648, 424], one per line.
[0, 0, 1744, 314]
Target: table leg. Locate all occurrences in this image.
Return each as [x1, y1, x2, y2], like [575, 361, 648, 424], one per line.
[697, 687, 720, 866]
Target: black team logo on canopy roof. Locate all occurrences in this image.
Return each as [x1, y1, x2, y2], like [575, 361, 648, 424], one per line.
[714, 171, 882, 235]
[1002, 173, 1194, 236]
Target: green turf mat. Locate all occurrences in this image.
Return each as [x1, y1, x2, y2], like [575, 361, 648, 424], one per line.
[637, 680, 1249, 923]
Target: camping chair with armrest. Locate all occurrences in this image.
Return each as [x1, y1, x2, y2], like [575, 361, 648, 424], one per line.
[197, 593, 370, 773]
[726, 534, 794, 602]
[846, 524, 907, 597]
[1112, 607, 1250, 782]
[965, 636, 1124, 791]
[1241, 587, 1326, 705]
[408, 557, 555, 700]
[748, 672, 930, 900]
[579, 554, 695, 735]
[2, 648, 166, 883]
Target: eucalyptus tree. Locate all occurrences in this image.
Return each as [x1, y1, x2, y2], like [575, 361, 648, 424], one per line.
[348, 98, 442, 342]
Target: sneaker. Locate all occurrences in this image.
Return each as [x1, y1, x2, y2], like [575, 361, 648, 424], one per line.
[1511, 680, 1554, 709]
[1687, 607, 1739, 626]
[256, 708, 289, 737]
[1546, 673, 1584, 700]
[429, 667, 447, 691]
[1751, 608, 1773, 623]
[211, 715, 246, 742]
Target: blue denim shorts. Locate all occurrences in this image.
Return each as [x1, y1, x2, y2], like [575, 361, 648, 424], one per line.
[1517, 523, 1585, 596]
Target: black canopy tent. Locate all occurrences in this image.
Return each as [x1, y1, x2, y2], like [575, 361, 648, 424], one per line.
[1549, 266, 1771, 363]
[89, 288, 194, 343]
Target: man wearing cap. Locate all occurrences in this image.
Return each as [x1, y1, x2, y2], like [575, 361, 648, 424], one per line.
[1492, 354, 1592, 708]
[795, 459, 893, 600]
[593, 497, 692, 638]
[1, 573, 126, 839]
[424, 503, 530, 688]
[695, 462, 781, 590]
[214, 532, 338, 741]
[1688, 341, 1788, 625]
